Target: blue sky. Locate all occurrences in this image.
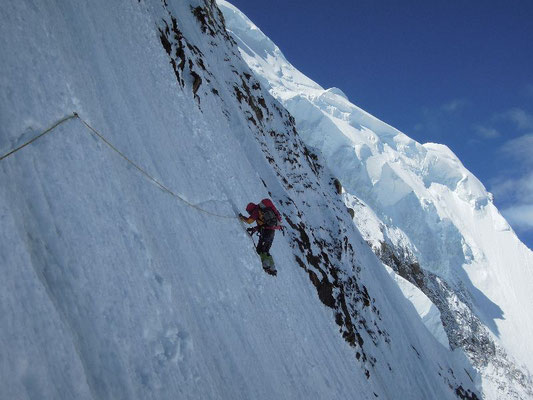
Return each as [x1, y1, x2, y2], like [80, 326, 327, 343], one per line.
[227, 0, 533, 250]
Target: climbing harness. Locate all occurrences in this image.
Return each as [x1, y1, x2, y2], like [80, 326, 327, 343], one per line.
[1, 112, 237, 220]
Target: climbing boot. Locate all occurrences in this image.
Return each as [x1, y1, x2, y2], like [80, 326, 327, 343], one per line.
[259, 253, 277, 275]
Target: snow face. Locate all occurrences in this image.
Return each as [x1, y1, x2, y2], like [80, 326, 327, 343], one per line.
[383, 264, 450, 350]
[219, 1, 533, 398]
[1, 0, 486, 399]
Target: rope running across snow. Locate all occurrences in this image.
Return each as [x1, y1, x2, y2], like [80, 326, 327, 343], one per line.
[0, 113, 78, 162]
[0, 112, 237, 220]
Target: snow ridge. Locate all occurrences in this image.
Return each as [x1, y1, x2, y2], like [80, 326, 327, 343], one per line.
[0, 0, 491, 398]
[219, 1, 533, 399]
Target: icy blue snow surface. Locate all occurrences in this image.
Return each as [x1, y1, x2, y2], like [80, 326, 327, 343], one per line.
[1, 1, 480, 399]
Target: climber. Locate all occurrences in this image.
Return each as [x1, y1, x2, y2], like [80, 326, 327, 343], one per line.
[239, 198, 282, 275]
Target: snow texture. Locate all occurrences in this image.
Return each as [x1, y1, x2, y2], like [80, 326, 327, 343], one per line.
[219, 1, 533, 399]
[0, 0, 509, 399]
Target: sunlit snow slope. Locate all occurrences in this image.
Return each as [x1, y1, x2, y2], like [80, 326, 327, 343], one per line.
[1, 1, 483, 399]
[219, 1, 533, 399]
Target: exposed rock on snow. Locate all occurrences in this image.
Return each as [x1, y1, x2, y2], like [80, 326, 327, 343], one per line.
[219, 1, 533, 398]
[0, 0, 523, 399]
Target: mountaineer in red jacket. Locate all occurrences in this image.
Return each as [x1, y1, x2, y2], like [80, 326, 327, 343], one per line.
[239, 198, 282, 275]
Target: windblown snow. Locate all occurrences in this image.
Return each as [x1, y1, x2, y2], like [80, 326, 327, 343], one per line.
[0, 0, 528, 399]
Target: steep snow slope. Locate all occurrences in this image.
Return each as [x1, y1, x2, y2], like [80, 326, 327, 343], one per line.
[1, 1, 480, 399]
[219, 1, 533, 399]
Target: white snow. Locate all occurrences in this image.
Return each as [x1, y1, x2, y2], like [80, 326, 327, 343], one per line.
[383, 264, 450, 350]
[0, 0, 505, 399]
[219, 1, 533, 398]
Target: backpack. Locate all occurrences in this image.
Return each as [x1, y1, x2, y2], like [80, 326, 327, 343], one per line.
[258, 198, 282, 227]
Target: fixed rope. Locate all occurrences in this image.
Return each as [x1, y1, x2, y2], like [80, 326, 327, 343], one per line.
[1, 112, 237, 220]
[0, 113, 78, 162]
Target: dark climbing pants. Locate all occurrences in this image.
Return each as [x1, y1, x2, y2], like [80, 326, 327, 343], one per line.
[256, 228, 275, 255]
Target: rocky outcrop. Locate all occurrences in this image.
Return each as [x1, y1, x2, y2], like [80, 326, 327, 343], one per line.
[155, 2, 480, 397]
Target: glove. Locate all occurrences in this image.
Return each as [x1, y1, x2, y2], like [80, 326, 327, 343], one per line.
[246, 227, 257, 235]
